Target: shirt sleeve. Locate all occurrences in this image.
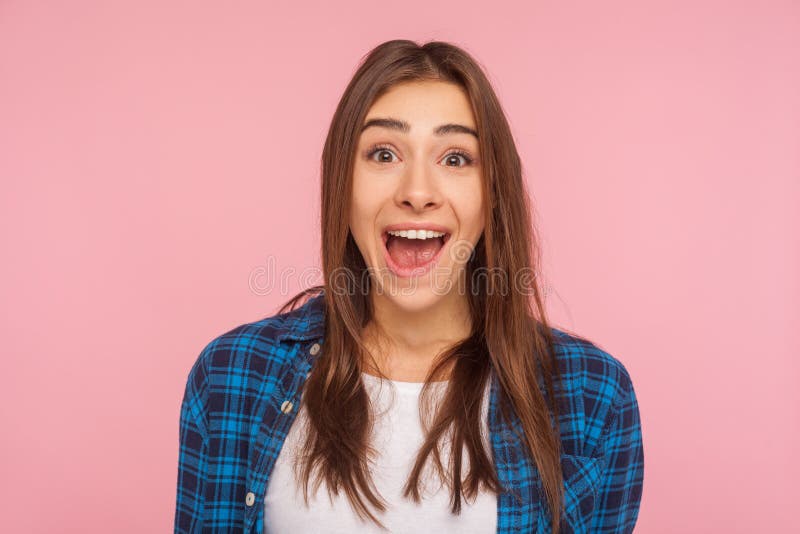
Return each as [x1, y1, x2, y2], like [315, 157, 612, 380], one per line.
[174, 354, 210, 533]
[590, 372, 645, 533]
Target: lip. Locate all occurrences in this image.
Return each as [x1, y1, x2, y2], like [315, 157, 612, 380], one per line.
[382, 222, 452, 234]
[380, 222, 452, 279]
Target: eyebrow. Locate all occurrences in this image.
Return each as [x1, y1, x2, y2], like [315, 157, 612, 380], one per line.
[361, 117, 478, 139]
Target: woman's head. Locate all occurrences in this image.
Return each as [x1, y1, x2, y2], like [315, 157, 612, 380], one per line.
[321, 40, 537, 319]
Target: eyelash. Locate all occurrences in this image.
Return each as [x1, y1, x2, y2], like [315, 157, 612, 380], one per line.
[364, 143, 475, 167]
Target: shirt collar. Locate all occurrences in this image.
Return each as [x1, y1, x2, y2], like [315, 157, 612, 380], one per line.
[275, 292, 326, 342]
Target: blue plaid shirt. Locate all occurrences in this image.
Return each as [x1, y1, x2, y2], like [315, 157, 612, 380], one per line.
[175, 293, 643, 533]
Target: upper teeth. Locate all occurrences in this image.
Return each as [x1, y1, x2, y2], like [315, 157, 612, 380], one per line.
[387, 229, 446, 240]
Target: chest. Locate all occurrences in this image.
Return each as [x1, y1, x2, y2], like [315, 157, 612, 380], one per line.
[208, 342, 601, 533]
[263, 374, 497, 533]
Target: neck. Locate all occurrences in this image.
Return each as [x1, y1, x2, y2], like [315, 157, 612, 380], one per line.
[361, 290, 472, 381]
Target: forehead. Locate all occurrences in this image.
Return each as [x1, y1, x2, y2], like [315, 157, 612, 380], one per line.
[362, 81, 477, 132]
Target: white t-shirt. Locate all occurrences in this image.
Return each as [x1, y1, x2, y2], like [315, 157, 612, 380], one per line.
[264, 372, 497, 533]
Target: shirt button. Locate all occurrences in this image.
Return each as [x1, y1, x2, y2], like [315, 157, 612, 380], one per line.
[245, 491, 255, 506]
[280, 400, 294, 414]
[309, 343, 321, 356]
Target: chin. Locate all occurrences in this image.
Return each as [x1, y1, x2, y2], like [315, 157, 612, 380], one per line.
[370, 267, 460, 309]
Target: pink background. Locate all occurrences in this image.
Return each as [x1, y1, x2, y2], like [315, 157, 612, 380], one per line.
[1, 1, 797, 532]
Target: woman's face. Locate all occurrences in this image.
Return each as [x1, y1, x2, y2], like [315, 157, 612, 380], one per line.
[349, 80, 485, 310]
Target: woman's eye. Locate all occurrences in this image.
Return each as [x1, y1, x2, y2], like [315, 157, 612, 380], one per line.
[369, 148, 397, 163]
[441, 152, 473, 167]
[365, 146, 394, 163]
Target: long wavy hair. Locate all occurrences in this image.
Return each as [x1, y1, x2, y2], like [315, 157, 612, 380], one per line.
[278, 39, 568, 532]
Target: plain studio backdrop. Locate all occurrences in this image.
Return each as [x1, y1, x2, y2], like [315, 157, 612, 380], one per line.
[0, 1, 797, 532]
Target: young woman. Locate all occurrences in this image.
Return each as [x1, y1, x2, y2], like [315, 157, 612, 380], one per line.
[175, 40, 644, 534]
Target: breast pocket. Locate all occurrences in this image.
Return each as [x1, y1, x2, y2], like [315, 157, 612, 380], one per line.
[558, 453, 603, 533]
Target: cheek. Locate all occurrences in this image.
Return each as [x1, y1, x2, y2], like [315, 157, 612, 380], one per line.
[453, 179, 485, 238]
[348, 173, 381, 242]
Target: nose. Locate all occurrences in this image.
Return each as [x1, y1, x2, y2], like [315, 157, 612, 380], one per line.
[393, 164, 442, 213]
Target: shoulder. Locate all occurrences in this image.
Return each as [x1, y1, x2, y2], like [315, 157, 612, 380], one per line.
[197, 293, 324, 367]
[550, 326, 635, 404]
[182, 293, 326, 410]
[548, 326, 638, 456]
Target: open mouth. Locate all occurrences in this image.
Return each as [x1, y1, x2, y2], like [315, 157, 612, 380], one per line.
[381, 229, 451, 278]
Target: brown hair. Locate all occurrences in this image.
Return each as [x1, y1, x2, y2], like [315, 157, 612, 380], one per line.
[278, 39, 566, 532]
